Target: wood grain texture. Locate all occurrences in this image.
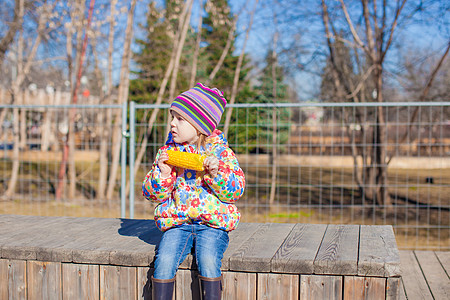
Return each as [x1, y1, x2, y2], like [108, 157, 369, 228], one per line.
[62, 263, 99, 300]
[358, 225, 401, 277]
[222, 271, 257, 300]
[271, 223, 327, 274]
[435, 251, 450, 277]
[229, 223, 295, 272]
[257, 273, 299, 300]
[27, 261, 62, 300]
[0, 216, 65, 261]
[314, 224, 359, 275]
[99, 265, 137, 300]
[137, 267, 152, 300]
[221, 223, 262, 271]
[399, 250, 433, 299]
[8, 260, 27, 300]
[414, 250, 450, 299]
[386, 277, 401, 300]
[343, 276, 386, 300]
[300, 275, 342, 300]
[176, 269, 200, 300]
[0, 259, 9, 300]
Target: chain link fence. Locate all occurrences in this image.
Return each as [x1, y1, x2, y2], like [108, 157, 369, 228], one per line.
[1, 101, 449, 250]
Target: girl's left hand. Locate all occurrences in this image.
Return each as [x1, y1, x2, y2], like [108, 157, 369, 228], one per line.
[204, 156, 219, 178]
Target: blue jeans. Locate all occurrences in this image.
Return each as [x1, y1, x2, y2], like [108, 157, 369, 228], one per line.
[153, 223, 229, 280]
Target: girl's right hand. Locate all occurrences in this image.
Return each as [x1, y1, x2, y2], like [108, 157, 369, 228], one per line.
[158, 150, 171, 178]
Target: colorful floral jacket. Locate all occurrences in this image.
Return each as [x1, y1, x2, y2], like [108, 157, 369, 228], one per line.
[142, 130, 245, 232]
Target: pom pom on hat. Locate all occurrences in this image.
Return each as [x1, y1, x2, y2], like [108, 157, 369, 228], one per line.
[170, 83, 227, 136]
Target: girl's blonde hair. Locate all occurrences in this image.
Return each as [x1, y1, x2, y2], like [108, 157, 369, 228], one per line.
[196, 132, 208, 151]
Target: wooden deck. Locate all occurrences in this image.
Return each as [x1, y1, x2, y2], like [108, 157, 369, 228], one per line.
[399, 250, 450, 299]
[0, 214, 447, 299]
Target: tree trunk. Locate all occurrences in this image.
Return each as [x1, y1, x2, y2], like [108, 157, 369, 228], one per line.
[189, 0, 204, 87]
[374, 68, 391, 208]
[4, 0, 24, 199]
[56, 0, 95, 201]
[132, 0, 192, 186]
[164, 0, 194, 134]
[269, 27, 279, 208]
[223, 0, 259, 137]
[106, 0, 137, 200]
[205, 18, 237, 86]
[4, 99, 20, 198]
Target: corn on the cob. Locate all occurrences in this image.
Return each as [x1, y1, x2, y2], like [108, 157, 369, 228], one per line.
[166, 150, 205, 171]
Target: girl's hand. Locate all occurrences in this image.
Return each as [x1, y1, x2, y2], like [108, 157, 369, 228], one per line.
[158, 150, 172, 178]
[204, 156, 219, 178]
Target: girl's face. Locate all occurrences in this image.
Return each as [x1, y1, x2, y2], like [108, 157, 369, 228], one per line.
[170, 111, 199, 144]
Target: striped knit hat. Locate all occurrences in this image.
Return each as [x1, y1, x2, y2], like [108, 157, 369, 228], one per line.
[170, 83, 227, 136]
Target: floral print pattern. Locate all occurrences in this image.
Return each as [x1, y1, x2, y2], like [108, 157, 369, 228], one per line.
[142, 130, 245, 232]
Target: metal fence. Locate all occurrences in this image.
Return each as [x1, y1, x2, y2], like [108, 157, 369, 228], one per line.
[1, 101, 449, 250]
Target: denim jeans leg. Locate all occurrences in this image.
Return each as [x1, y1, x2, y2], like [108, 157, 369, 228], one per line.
[153, 225, 194, 279]
[194, 225, 229, 278]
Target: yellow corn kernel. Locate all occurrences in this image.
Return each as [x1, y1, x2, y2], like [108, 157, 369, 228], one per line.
[166, 150, 205, 171]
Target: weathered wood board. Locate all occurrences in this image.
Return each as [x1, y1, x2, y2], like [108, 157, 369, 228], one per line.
[414, 250, 450, 299]
[314, 224, 359, 275]
[0, 215, 406, 300]
[399, 250, 433, 299]
[358, 225, 401, 277]
[300, 275, 342, 300]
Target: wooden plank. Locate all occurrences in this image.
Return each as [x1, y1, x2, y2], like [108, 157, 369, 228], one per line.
[8, 260, 27, 300]
[221, 223, 262, 271]
[175, 269, 199, 300]
[222, 271, 257, 300]
[62, 263, 99, 300]
[435, 251, 450, 277]
[314, 225, 359, 275]
[0, 259, 8, 300]
[399, 279, 407, 300]
[229, 223, 295, 272]
[137, 267, 152, 300]
[399, 250, 433, 299]
[300, 275, 342, 300]
[99, 265, 137, 300]
[358, 225, 401, 277]
[36, 218, 97, 262]
[70, 218, 123, 264]
[414, 250, 450, 299]
[257, 273, 299, 300]
[27, 261, 62, 300]
[271, 223, 327, 274]
[105, 219, 159, 266]
[386, 277, 401, 300]
[343, 276, 386, 300]
[0, 216, 66, 261]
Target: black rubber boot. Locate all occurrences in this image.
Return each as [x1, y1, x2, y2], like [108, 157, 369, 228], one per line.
[152, 275, 175, 300]
[199, 275, 222, 300]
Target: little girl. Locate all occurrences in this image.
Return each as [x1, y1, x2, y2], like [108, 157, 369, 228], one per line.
[142, 83, 245, 300]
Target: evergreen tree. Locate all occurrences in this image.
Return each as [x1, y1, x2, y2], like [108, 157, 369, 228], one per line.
[230, 52, 291, 154]
[130, 0, 186, 105]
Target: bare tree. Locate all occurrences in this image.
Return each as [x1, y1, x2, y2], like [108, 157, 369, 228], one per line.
[223, 0, 259, 136]
[131, 0, 193, 188]
[4, 0, 51, 199]
[105, 0, 138, 200]
[189, 0, 204, 87]
[55, 0, 96, 201]
[269, 15, 279, 207]
[95, 0, 117, 201]
[0, 0, 22, 69]
[321, 0, 449, 209]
